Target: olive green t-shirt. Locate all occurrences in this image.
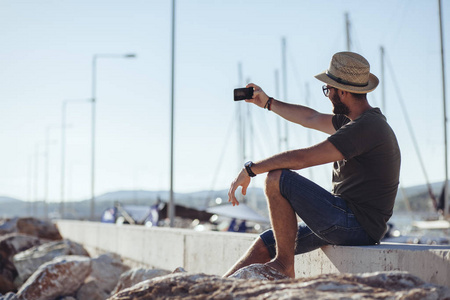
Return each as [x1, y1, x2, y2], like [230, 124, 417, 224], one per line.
[327, 108, 401, 242]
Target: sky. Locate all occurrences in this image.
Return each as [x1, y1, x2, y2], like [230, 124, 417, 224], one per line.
[0, 0, 449, 204]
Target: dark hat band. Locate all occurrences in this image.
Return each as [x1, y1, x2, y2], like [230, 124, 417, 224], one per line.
[326, 70, 368, 87]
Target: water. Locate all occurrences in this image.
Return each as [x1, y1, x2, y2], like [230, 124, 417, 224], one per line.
[387, 211, 449, 245]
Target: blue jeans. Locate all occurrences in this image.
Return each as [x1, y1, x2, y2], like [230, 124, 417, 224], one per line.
[260, 169, 376, 258]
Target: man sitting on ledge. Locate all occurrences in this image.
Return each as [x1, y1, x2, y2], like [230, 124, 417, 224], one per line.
[225, 52, 401, 278]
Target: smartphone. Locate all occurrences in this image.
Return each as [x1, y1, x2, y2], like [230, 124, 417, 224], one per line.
[234, 87, 254, 101]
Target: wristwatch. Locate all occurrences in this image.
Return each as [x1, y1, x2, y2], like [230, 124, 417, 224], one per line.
[244, 161, 256, 177]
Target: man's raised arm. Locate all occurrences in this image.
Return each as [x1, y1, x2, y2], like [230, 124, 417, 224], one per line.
[245, 83, 335, 135]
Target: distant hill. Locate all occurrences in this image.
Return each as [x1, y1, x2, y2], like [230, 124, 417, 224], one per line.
[398, 181, 445, 198]
[395, 181, 448, 212]
[0, 196, 22, 202]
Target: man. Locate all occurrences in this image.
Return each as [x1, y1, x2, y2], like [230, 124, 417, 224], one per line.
[225, 52, 401, 278]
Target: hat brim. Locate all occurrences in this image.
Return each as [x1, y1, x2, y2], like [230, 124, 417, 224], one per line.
[314, 71, 379, 94]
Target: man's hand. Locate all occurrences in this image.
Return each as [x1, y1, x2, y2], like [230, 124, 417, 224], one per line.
[228, 168, 251, 206]
[245, 83, 269, 108]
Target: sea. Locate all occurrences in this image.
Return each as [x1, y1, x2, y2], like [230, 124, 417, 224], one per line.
[387, 211, 449, 245]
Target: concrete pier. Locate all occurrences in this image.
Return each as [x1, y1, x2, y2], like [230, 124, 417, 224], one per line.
[56, 220, 450, 287]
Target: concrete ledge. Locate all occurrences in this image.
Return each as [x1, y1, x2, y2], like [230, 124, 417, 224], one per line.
[56, 220, 450, 287]
[295, 243, 450, 287]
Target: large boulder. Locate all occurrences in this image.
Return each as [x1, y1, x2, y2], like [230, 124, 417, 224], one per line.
[16, 255, 91, 300]
[108, 271, 450, 300]
[76, 253, 129, 300]
[13, 239, 90, 286]
[111, 268, 171, 295]
[0, 234, 42, 294]
[15, 218, 62, 241]
[229, 263, 290, 280]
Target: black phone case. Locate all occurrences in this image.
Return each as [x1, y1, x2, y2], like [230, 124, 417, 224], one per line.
[234, 88, 253, 101]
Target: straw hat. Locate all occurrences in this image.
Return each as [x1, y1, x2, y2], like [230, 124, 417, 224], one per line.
[315, 52, 379, 94]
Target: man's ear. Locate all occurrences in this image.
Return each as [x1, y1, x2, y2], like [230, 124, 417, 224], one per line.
[340, 90, 350, 100]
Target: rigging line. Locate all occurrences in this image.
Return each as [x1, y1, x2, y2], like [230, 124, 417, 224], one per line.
[249, 109, 269, 160]
[349, 20, 364, 54]
[254, 109, 275, 156]
[380, 0, 409, 44]
[287, 49, 317, 148]
[386, 54, 438, 210]
[203, 113, 238, 207]
[287, 50, 304, 102]
[251, 100, 275, 155]
[247, 104, 255, 160]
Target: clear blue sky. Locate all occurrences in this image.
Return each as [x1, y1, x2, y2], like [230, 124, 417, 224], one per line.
[0, 0, 448, 203]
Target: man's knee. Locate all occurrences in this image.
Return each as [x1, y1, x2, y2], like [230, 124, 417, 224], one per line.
[265, 169, 283, 193]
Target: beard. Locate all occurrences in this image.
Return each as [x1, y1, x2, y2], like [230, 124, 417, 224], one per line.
[331, 92, 350, 115]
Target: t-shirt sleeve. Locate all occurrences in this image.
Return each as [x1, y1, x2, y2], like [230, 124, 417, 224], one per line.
[328, 115, 381, 160]
[332, 114, 351, 131]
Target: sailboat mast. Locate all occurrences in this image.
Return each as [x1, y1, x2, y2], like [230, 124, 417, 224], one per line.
[438, 0, 448, 216]
[282, 37, 289, 150]
[380, 46, 386, 113]
[305, 83, 314, 181]
[238, 62, 245, 165]
[274, 69, 282, 153]
[345, 12, 351, 51]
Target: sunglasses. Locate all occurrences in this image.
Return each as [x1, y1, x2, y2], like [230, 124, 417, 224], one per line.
[322, 85, 333, 97]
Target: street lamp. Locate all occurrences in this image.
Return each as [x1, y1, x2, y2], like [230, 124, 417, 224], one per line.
[33, 142, 43, 217]
[169, 0, 176, 228]
[44, 125, 59, 219]
[90, 53, 136, 221]
[60, 99, 91, 218]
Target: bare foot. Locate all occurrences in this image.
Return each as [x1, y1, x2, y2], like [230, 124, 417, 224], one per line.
[265, 259, 295, 278]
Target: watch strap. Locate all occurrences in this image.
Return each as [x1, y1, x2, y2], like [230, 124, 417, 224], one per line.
[245, 161, 256, 177]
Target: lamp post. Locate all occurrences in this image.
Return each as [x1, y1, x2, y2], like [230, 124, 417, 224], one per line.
[44, 125, 59, 219]
[33, 142, 42, 216]
[169, 0, 176, 227]
[27, 155, 32, 216]
[90, 53, 136, 221]
[60, 99, 91, 218]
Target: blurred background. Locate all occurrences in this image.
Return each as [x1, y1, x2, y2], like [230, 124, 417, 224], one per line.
[0, 1, 449, 238]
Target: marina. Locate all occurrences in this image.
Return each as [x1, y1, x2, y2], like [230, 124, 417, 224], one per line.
[1, 0, 450, 298]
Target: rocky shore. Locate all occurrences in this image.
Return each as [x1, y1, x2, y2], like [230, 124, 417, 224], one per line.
[1, 217, 449, 300]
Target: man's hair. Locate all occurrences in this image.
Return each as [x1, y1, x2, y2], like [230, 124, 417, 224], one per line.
[350, 92, 367, 100]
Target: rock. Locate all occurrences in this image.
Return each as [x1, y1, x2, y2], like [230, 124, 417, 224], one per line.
[76, 279, 109, 300]
[111, 268, 171, 295]
[172, 267, 186, 274]
[0, 275, 17, 294]
[16, 218, 62, 241]
[13, 239, 90, 285]
[0, 218, 62, 241]
[0, 292, 18, 300]
[108, 271, 450, 300]
[0, 234, 42, 294]
[0, 218, 18, 236]
[229, 263, 290, 280]
[0, 234, 42, 261]
[16, 255, 91, 300]
[76, 253, 129, 299]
